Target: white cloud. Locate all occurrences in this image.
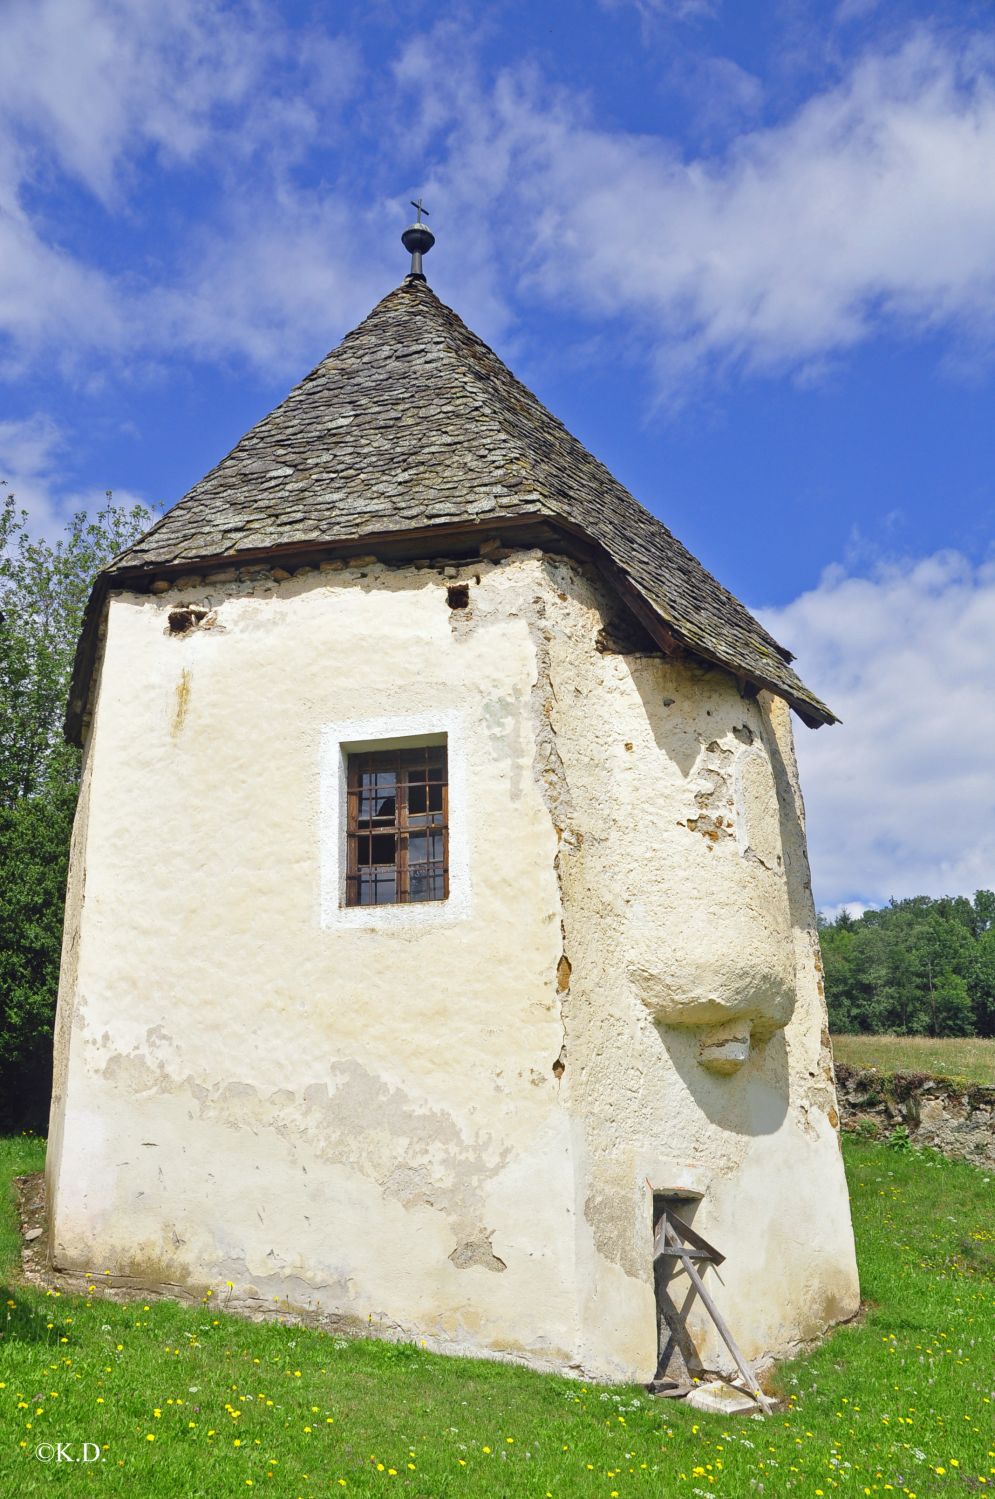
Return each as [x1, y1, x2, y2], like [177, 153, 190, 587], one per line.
[0, 416, 144, 535]
[679, 56, 765, 134]
[0, 417, 67, 532]
[0, 0, 361, 374]
[398, 27, 995, 395]
[818, 900, 877, 923]
[0, 0, 284, 202]
[757, 551, 995, 910]
[4, 7, 995, 397]
[598, 0, 716, 20]
[835, 0, 882, 24]
[0, 203, 126, 362]
[148, 191, 397, 378]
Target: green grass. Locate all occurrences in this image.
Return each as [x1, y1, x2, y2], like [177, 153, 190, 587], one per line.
[0, 1133, 46, 1275]
[832, 1034, 995, 1086]
[1, 1135, 992, 1497]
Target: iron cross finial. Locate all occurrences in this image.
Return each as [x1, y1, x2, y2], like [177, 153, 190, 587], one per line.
[402, 200, 436, 280]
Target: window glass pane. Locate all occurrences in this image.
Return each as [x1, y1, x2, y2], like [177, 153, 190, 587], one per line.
[409, 865, 445, 902]
[346, 744, 447, 908]
[368, 832, 397, 867]
[408, 831, 442, 865]
[358, 870, 396, 905]
[358, 769, 396, 823]
[374, 777, 396, 821]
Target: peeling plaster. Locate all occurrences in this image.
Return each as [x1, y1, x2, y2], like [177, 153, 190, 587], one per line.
[96, 1050, 512, 1233]
[449, 1232, 507, 1272]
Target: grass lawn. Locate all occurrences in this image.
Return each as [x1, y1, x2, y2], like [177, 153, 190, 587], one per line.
[832, 1034, 995, 1087]
[1, 1136, 992, 1497]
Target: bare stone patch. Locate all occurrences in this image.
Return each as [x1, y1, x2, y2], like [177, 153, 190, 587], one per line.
[449, 1233, 507, 1272]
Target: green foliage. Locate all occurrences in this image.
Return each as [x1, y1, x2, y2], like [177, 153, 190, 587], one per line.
[820, 890, 995, 1037]
[969, 927, 995, 1036]
[0, 490, 152, 805]
[0, 491, 153, 1129]
[0, 787, 77, 1130]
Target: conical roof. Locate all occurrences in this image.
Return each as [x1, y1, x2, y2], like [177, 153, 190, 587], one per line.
[71, 278, 833, 733]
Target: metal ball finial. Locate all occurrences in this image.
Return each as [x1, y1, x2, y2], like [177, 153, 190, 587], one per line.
[402, 199, 435, 281]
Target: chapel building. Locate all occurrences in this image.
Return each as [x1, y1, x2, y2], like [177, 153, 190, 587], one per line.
[47, 219, 859, 1385]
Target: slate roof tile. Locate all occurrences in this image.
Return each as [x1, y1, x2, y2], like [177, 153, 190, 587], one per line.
[99, 277, 833, 726]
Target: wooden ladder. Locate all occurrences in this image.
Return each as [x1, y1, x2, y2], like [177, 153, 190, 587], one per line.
[651, 1203, 773, 1414]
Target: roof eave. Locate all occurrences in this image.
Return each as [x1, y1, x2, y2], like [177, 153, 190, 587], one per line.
[65, 516, 836, 745]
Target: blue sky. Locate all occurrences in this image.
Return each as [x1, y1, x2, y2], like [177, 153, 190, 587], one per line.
[2, 0, 995, 913]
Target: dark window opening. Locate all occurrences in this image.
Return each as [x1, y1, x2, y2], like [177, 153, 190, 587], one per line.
[652, 1191, 707, 1389]
[346, 745, 449, 907]
[446, 584, 470, 610]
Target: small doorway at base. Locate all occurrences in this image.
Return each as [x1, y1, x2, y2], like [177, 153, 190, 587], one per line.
[651, 1190, 711, 1390]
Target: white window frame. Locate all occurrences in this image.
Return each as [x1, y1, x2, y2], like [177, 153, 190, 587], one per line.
[319, 709, 470, 930]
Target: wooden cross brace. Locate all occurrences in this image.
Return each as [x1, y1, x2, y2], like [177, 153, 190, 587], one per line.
[653, 1205, 773, 1416]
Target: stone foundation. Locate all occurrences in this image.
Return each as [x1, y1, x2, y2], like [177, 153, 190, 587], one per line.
[835, 1063, 995, 1166]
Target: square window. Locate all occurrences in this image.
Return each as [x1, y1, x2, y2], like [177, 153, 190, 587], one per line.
[345, 745, 449, 907]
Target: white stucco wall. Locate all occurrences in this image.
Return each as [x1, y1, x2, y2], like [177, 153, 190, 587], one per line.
[48, 549, 858, 1382]
[531, 555, 859, 1377]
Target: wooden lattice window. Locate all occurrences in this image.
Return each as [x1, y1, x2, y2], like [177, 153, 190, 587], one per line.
[346, 745, 449, 906]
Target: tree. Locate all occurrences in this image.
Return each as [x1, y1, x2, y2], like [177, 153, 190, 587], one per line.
[0, 784, 77, 1129]
[0, 489, 153, 1126]
[0, 488, 152, 805]
[819, 892, 992, 1038]
[972, 889, 995, 938]
[969, 928, 995, 1037]
[932, 972, 974, 1037]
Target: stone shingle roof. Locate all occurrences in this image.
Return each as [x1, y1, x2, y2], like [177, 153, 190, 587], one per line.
[98, 277, 834, 727]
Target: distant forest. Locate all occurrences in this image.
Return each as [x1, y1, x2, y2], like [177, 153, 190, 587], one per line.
[819, 892, 995, 1038]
